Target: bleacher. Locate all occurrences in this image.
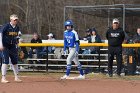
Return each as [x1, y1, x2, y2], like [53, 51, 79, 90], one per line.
[18, 40, 112, 72]
[16, 40, 140, 75]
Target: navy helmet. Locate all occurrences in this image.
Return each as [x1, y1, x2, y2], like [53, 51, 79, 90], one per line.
[64, 20, 73, 27]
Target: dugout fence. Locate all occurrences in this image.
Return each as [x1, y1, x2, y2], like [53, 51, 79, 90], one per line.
[18, 42, 140, 74]
[64, 4, 140, 39]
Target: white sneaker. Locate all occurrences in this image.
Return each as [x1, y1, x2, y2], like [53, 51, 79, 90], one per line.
[60, 75, 69, 80]
[1, 78, 9, 83]
[74, 75, 85, 80]
[15, 78, 22, 82]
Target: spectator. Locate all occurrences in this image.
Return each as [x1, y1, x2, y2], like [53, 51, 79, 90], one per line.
[18, 38, 28, 69]
[133, 28, 140, 43]
[83, 28, 91, 41]
[88, 28, 102, 54]
[133, 28, 140, 66]
[28, 33, 43, 60]
[81, 29, 91, 55]
[18, 38, 28, 62]
[88, 28, 101, 43]
[17, 31, 22, 43]
[47, 33, 55, 53]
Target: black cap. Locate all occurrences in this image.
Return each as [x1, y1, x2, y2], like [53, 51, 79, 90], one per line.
[86, 28, 92, 32]
[91, 28, 97, 33]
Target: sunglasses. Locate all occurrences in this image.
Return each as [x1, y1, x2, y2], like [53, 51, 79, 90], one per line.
[113, 22, 119, 24]
[14, 19, 18, 21]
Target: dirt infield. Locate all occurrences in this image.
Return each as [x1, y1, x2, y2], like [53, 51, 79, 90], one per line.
[0, 73, 140, 93]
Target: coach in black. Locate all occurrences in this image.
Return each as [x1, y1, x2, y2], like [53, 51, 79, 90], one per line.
[106, 18, 125, 77]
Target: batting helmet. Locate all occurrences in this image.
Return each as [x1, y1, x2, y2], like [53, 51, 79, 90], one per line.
[64, 20, 73, 27]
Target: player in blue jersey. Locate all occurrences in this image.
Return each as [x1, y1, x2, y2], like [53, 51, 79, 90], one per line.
[0, 14, 22, 83]
[60, 20, 85, 79]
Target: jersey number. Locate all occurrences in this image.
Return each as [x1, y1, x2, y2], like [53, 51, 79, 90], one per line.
[67, 39, 70, 43]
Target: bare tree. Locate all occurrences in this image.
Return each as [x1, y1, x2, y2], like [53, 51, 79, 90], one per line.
[0, 0, 139, 39]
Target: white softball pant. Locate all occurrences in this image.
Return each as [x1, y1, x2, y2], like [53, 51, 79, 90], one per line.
[66, 48, 80, 65]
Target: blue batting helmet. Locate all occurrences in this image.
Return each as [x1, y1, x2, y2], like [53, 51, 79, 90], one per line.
[64, 20, 73, 27]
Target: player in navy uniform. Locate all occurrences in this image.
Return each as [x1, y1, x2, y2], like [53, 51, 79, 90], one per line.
[0, 14, 22, 83]
[60, 20, 85, 79]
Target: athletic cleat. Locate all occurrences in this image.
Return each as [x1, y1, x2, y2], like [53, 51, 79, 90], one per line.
[1, 78, 9, 83]
[74, 75, 85, 80]
[60, 75, 69, 80]
[15, 78, 22, 82]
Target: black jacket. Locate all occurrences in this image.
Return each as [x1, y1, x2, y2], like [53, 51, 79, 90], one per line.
[133, 33, 140, 43]
[30, 38, 42, 50]
[106, 27, 125, 47]
[88, 34, 102, 43]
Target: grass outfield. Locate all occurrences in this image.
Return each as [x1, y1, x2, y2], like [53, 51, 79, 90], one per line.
[1, 71, 140, 81]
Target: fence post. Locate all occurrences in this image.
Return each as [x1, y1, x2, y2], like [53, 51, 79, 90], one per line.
[46, 46, 48, 72]
[98, 47, 101, 72]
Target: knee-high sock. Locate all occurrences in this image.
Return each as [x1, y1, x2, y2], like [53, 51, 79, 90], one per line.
[12, 64, 19, 79]
[66, 64, 71, 76]
[1, 64, 8, 79]
[77, 64, 84, 76]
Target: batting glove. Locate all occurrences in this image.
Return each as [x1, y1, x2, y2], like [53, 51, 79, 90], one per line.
[63, 51, 67, 57]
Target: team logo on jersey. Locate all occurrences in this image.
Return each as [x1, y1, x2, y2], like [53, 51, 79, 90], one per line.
[65, 36, 73, 39]
[8, 32, 18, 36]
[110, 33, 120, 37]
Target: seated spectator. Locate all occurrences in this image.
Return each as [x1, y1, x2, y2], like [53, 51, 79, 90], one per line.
[133, 28, 140, 66]
[82, 29, 92, 55]
[18, 38, 28, 69]
[47, 33, 56, 53]
[88, 28, 102, 54]
[133, 28, 140, 43]
[83, 28, 92, 41]
[17, 31, 22, 43]
[28, 33, 43, 59]
[88, 28, 101, 43]
[18, 38, 28, 62]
